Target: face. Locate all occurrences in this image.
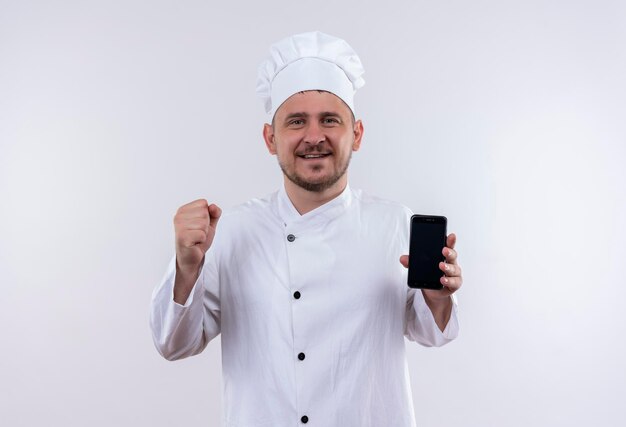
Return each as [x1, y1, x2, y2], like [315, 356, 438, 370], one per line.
[263, 91, 364, 193]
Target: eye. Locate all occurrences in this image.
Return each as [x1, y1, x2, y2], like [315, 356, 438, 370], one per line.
[288, 119, 304, 126]
[322, 117, 340, 124]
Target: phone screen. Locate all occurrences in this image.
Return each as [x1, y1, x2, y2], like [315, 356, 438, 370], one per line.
[408, 215, 447, 289]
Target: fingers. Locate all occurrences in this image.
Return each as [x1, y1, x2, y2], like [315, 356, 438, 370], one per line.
[173, 199, 221, 247]
[179, 199, 211, 212]
[446, 233, 457, 250]
[439, 261, 462, 277]
[440, 274, 462, 291]
[175, 200, 222, 223]
[442, 246, 458, 264]
[441, 233, 460, 293]
[180, 219, 210, 232]
[176, 199, 210, 220]
[180, 229, 210, 248]
[402, 254, 462, 294]
[439, 241, 463, 292]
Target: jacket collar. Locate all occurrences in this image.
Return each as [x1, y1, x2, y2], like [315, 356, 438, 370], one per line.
[275, 182, 353, 228]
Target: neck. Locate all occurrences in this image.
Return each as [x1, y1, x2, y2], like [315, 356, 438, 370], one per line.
[283, 175, 348, 215]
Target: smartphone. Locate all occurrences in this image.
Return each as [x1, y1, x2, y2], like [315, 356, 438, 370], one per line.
[407, 215, 447, 289]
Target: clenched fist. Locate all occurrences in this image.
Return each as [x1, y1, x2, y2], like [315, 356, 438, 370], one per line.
[174, 199, 222, 276]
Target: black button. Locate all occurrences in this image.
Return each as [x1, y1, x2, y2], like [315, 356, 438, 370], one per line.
[298, 352, 305, 361]
[293, 291, 301, 299]
[287, 234, 296, 242]
[301, 415, 309, 423]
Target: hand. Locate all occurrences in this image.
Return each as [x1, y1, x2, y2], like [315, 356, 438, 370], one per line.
[399, 233, 463, 302]
[174, 199, 222, 275]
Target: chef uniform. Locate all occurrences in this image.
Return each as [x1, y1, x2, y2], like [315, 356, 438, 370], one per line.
[150, 31, 459, 427]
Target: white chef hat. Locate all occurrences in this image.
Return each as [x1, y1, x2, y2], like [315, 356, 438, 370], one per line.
[256, 31, 365, 118]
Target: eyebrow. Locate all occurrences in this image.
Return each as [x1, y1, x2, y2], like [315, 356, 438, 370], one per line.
[283, 111, 343, 122]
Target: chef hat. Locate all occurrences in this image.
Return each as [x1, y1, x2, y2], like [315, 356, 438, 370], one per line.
[256, 31, 365, 118]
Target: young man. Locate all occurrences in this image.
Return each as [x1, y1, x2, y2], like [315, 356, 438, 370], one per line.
[151, 31, 462, 427]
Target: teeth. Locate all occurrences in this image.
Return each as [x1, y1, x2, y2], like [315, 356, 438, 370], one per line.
[303, 154, 328, 158]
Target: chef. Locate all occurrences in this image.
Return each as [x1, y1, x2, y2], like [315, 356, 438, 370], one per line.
[150, 31, 463, 427]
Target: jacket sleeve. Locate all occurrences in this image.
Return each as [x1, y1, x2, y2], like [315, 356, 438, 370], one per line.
[149, 249, 221, 361]
[404, 289, 459, 346]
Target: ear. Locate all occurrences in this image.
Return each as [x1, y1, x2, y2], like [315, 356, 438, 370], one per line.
[263, 123, 277, 155]
[352, 119, 364, 152]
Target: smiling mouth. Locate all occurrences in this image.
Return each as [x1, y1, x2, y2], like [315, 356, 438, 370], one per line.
[298, 153, 331, 159]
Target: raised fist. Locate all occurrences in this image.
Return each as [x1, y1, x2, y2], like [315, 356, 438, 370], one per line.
[173, 199, 221, 275]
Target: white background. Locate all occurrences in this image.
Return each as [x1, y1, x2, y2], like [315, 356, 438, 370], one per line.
[1, 1, 625, 426]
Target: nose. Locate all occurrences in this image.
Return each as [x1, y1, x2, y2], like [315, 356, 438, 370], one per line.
[303, 121, 325, 146]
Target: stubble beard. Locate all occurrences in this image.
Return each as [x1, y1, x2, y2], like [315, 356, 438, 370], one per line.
[278, 151, 352, 193]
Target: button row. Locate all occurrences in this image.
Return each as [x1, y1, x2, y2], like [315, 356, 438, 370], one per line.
[287, 232, 306, 426]
[287, 231, 302, 393]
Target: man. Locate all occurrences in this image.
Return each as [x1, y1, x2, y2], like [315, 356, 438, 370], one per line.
[150, 31, 462, 426]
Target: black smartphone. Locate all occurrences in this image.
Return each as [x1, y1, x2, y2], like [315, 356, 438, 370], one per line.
[407, 215, 447, 289]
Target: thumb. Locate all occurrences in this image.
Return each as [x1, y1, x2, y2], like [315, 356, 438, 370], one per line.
[208, 204, 222, 229]
[399, 255, 409, 269]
